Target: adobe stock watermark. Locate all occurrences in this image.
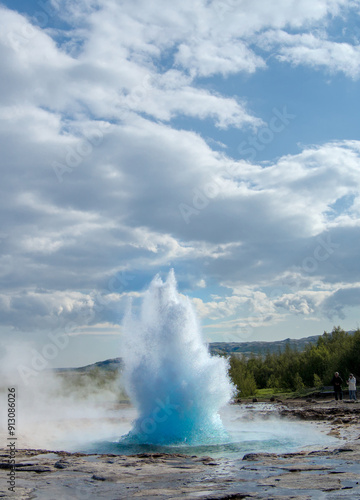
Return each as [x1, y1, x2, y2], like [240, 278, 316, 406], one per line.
[222, 319, 260, 343]
[6, 0, 59, 51]
[301, 234, 339, 273]
[52, 121, 110, 183]
[52, 74, 153, 183]
[226, 236, 339, 343]
[178, 176, 227, 224]
[282, 234, 339, 291]
[88, 270, 135, 326]
[221, 324, 254, 344]
[238, 107, 296, 161]
[178, 106, 295, 224]
[214, 0, 238, 20]
[221, 288, 282, 344]
[136, 397, 179, 441]
[17, 270, 135, 384]
[70, 397, 179, 497]
[0, 234, 14, 276]
[67, 269, 135, 333]
[17, 326, 74, 385]
[221, 235, 339, 344]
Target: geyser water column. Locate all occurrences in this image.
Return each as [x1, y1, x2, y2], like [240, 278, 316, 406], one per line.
[121, 270, 235, 445]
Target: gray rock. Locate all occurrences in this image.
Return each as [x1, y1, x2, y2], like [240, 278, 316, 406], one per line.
[92, 474, 107, 481]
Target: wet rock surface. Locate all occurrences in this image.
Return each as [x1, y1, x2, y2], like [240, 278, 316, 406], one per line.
[1, 400, 360, 499]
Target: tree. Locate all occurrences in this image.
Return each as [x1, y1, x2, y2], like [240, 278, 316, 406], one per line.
[229, 355, 257, 397]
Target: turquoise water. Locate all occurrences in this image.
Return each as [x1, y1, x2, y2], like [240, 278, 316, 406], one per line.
[76, 273, 338, 458]
[80, 404, 338, 459]
[121, 271, 235, 446]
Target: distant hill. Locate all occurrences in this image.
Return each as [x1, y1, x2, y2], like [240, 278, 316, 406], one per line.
[54, 357, 123, 373]
[209, 335, 320, 358]
[56, 335, 322, 372]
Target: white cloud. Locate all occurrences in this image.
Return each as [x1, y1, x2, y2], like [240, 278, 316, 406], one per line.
[259, 30, 360, 78]
[275, 290, 331, 315]
[0, 3, 263, 128]
[197, 279, 206, 288]
[2, 105, 360, 329]
[1, 0, 360, 340]
[175, 39, 265, 77]
[0, 290, 94, 330]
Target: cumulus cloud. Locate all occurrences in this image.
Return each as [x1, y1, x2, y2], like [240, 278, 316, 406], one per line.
[321, 286, 360, 319]
[259, 30, 360, 78]
[0, 3, 263, 128]
[0, 0, 360, 342]
[274, 291, 330, 315]
[175, 39, 265, 77]
[0, 290, 123, 331]
[2, 119, 360, 331]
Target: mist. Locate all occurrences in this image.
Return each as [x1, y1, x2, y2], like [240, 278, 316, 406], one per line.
[0, 339, 126, 451]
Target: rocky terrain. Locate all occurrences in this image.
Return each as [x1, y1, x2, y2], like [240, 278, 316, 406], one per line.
[1, 400, 359, 499]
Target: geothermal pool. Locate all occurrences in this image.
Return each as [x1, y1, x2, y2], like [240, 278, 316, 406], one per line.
[79, 403, 338, 458]
[120, 270, 234, 446]
[5, 271, 339, 459]
[11, 401, 338, 458]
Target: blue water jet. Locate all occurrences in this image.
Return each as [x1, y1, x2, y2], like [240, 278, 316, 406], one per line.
[120, 270, 235, 445]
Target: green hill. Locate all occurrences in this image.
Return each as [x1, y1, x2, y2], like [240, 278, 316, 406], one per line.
[56, 335, 322, 372]
[209, 335, 320, 358]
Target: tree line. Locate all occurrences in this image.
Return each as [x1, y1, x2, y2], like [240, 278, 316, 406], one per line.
[228, 326, 360, 397]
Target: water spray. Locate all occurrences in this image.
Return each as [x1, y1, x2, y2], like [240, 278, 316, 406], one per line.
[121, 270, 235, 444]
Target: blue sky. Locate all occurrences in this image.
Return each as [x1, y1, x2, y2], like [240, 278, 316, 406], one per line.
[1, 0, 360, 367]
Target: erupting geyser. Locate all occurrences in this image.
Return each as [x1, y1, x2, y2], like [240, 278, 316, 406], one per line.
[121, 270, 235, 445]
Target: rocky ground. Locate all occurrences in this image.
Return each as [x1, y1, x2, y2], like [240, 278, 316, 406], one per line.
[1, 399, 360, 499]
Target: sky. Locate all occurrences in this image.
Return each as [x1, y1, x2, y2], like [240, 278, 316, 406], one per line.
[0, 0, 360, 368]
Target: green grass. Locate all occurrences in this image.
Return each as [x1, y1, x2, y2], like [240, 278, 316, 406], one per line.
[253, 387, 320, 400]
[255, 388, 275, 396]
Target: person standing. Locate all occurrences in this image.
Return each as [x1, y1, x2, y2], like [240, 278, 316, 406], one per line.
[330, 372, 343, 401]
[347, 374, 357, 401]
